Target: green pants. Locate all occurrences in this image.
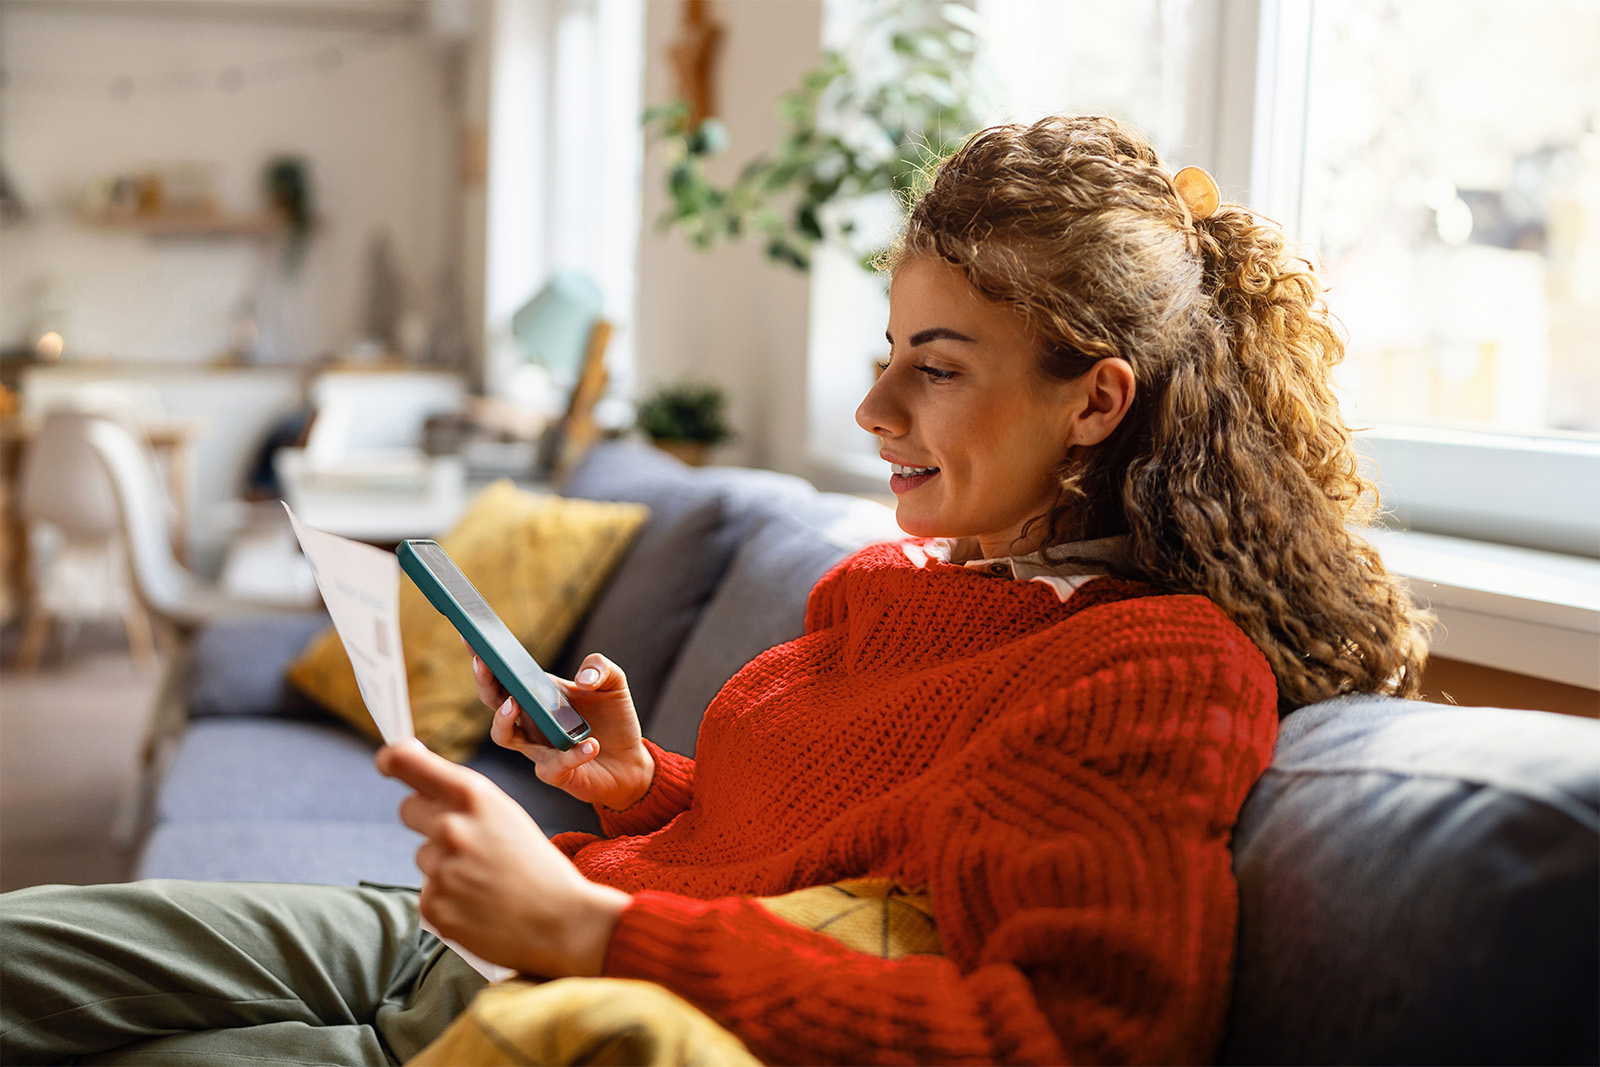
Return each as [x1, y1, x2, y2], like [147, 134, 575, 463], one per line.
[0, 879, 487, 1066]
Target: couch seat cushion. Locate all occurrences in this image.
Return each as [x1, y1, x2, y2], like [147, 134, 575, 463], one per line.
[152, 719, 602, 836]
[155, 718, 412, 824]
[136, 819, 426, 887]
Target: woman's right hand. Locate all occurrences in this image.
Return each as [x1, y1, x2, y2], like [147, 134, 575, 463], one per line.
[478, 652, 656, 812]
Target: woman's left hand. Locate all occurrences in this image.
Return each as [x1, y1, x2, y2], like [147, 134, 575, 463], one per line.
[375, 740, 631, 979]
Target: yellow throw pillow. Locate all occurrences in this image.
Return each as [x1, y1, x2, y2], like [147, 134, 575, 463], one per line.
[755, 877, 943, 959]
[410, 881, 939, 1066]
[410, 978, 760, 1067]
[286, 480, 648, 761]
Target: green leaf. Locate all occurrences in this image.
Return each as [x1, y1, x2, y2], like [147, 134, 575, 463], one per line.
[641, 99, 691, 129]
[668, 163, 695, 199]
[778, 94, 812, 125]
[796, 203, 823, 241]
[687, 117, 730, 156]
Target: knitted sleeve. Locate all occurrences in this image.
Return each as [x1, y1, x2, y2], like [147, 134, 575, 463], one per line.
[596, 739, 696, 839]
[601, 625, 1278, 1065]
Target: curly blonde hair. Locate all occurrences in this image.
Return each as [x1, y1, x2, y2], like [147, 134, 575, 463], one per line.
[891, 115, 1427, 712]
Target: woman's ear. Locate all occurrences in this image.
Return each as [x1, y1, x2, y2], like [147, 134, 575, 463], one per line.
[1064, 357, 1136, 447]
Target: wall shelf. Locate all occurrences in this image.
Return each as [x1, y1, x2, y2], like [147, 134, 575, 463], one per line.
[77, 210, 300, 240]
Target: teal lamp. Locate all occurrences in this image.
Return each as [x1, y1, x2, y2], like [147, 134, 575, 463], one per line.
[507, 271, 611, 475]
[510, 271, 604, 389]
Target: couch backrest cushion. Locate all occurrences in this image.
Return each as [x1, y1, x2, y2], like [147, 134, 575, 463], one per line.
[650, 491, 902, 756]
[189, 611, 332, 718]
[1222, 694, 1600, 1065]
[555, 441, 743, 727]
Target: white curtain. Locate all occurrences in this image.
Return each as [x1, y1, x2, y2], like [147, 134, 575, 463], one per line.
[483, 0, 645, 408]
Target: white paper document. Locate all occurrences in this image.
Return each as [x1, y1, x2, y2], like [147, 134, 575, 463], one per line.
[283, 503, 412, 744]
[283, 504, 515, 983]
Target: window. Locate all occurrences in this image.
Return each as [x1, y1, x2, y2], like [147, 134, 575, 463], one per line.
[1293, 0, 1599, 437]
[1258, 0, 1600, 555]
[807, 0, 1599, 559]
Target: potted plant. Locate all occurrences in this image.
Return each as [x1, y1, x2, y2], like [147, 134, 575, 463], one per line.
[635, 379, 733, 466]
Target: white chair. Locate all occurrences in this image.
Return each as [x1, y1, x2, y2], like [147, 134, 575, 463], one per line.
[15, 411, 312, 671]
[14, 410, 155, 670]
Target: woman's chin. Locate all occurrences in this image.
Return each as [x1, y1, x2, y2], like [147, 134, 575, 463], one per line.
[891, 507, 944, 539]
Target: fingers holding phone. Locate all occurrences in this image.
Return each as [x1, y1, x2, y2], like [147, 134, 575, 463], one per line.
[488, 653, 655, 812]
[485, 680, 595, 766]
[471, 653, 509, 714]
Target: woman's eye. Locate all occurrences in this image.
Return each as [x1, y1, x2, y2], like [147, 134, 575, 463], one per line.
[916, 364, 956, 381]
[873, 360, 890, 374]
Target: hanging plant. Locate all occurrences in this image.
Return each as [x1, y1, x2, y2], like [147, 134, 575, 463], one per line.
[644, 0, 987, 271]
[264, 155, 314, 274]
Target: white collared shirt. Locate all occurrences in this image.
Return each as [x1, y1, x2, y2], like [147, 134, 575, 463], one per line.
[901, 535, 1132, 603]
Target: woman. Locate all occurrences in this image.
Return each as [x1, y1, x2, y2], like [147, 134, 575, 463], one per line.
[0, 116, 1424, 1065]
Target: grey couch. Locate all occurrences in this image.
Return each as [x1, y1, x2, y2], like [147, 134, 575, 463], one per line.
[135, 440, 1600, 1065]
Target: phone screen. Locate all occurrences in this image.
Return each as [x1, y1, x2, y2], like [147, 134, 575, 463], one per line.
[406, 541, 587, 738]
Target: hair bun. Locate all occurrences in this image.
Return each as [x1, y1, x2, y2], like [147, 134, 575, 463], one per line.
[1173, 166, 1220, 220]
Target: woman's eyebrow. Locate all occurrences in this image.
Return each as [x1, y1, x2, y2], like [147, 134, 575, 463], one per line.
[884, 327, 978, 346]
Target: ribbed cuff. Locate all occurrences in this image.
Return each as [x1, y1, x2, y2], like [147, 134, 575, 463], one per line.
[601, 890, 720, 983]
[597, 739, 695, 838]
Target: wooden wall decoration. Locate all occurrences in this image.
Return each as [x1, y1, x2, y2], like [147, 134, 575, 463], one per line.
[670, 0, 725, 126]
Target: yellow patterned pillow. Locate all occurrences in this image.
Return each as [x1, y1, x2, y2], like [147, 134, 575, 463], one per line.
[410, 978, 760, 1067]
[286, 481, 648, 761]
[409, 881, 940, 1066]
[756, 877, 943, 959]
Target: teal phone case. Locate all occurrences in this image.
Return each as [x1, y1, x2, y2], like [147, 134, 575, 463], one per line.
[397, 540, 591, 750]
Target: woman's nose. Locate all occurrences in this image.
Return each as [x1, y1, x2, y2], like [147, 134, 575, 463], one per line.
[855, 368, 907, 438]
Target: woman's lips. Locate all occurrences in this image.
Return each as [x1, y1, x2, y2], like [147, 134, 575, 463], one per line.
[882, 454, 938, 495]
[890, 469, 938, 494]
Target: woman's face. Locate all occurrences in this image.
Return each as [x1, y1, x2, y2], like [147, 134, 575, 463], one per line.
[856, 256, 1086, 559]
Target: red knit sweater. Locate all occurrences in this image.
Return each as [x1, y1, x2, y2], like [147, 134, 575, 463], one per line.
[551, 542, 1279, 1065]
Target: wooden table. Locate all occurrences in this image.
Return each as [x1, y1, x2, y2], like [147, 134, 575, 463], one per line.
[0, 413, 207, 626]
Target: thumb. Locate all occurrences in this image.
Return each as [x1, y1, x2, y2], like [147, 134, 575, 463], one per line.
[571, 653, 628, 692]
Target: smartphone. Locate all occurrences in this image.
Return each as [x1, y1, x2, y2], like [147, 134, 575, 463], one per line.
[397, 539, 591, 750]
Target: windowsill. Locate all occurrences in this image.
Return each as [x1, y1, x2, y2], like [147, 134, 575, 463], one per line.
[1354, 427, 1600, 557]
[806, 450, 1600, 692]
[1362, 528, 1599, 691]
